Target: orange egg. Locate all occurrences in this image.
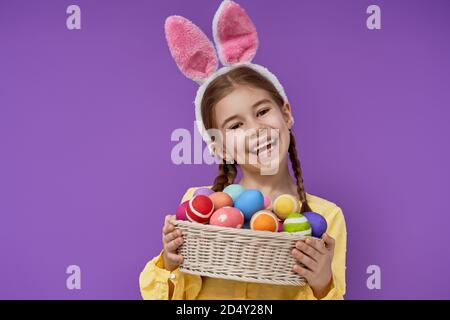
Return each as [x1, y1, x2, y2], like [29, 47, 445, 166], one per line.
[250, 210, 279, 232]
[208, 192, 233, 210]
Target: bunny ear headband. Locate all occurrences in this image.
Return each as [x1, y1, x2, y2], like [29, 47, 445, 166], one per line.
[164, 0, 288, 146]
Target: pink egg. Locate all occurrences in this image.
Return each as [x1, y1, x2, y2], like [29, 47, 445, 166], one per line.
[175, 200, 189, 221]
[263, 196, 272, 209]
[277, 219, 284, 232]
[209, 207, 244, 228]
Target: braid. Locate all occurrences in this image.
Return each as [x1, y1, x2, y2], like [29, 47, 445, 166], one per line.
[212, 160, 237, 192]
[288, 130, 312, 213]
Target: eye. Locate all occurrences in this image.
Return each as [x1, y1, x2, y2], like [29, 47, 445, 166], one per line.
[257, 107, 270, 117]
[229, 122, 243, 130]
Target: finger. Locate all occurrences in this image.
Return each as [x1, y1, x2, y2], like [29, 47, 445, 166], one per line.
[304, 237, 327, 255]
[295, 240, 322, 260]
[164, 229, 182, 244]
[163, 217, 176, 234]
[165, 251, 184, 265]
[164, 214, 172, 226]
[165, 236, 183, 252]
[168, 214, 176, 223]
[293, 263, 313, 279]
[292, 248, 317, 271]
[162, 223, 175, 235]
[322, 233, 335, 250]
[163, 215, 171, 231]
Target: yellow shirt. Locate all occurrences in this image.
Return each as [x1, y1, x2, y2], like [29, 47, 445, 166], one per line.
[139, 186, 347, 300]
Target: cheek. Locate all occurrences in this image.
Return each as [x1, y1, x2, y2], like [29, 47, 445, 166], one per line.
[220, 132, 247, 159]
[280, 126, 290, 145]
[280, 129, 291, 154]
[270, 126, 290, 161]
[262, 112, 290, 132]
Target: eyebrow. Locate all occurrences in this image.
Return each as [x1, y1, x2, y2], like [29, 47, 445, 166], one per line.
[221, 99, 272, 128]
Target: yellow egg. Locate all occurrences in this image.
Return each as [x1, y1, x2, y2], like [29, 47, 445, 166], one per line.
[273, 194, 299, 220]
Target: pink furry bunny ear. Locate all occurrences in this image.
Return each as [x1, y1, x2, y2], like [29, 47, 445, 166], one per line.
[165, 16, 218, 83]
[213, 0, 259, 66]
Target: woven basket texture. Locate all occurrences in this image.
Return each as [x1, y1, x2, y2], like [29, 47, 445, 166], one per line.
[171, 219, 315, 286]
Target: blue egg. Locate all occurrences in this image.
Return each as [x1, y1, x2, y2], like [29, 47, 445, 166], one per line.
[234, 189, 264, 221]
[303, 212, 328, 238]
[223, 184, 245, 202]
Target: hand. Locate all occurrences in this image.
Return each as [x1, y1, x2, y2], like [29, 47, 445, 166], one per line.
[291, 233, 336, 299]
[161, 214, 184, 272]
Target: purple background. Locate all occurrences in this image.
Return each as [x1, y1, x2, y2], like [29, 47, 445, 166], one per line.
[1, 0, 449, 299]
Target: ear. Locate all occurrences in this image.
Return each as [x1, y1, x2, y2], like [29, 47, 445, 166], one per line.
[212, 0, 259, 66]
[208, 141, 218, 157]
[165, 15, 218, 84]
[281, 102, 295, 129]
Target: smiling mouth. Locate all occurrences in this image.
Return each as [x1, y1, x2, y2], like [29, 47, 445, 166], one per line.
[251, 136, 278, 156]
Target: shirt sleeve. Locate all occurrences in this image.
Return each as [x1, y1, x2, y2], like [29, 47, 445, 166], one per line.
[139, 187, 203, 300]
[303, 206, 347, 300]
[139, 249, 202, 300]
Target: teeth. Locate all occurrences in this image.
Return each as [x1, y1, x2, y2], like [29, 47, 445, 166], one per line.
[253, 137, 277, 155]
[258, 144, 272, 156]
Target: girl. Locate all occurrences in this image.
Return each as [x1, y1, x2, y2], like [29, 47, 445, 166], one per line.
[139, 1, 346, 300]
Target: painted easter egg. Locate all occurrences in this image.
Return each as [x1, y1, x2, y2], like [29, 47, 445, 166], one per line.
[273, 194, 300, 220]
[223, 184, 245, 202]
[250, 210, 279, 232]
[283, 212, 312, 236]
[263, 195, 272, 209]
[303, 212, 328, 238]
[209, 207, 244, 228]
[186, 195, 214, 224]
[209, 192, 233, 210]
[234, 189, 265, 221]
[175, 200, 189, 221]
[277, 219, 284, 232]
[193, 187, 215, 197]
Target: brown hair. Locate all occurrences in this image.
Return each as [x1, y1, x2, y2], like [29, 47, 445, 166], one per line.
[201, 66, 311, 213]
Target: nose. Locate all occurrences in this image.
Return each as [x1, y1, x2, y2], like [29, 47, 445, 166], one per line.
[246, 117, 267, 137]
[247, 126, 266, 141]
[246, 126, 272, 149]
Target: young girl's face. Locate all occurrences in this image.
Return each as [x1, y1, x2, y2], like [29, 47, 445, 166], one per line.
[211, 85, 294, 175]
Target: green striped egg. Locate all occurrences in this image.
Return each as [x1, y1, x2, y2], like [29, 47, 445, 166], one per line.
[283, 212, 312, 236]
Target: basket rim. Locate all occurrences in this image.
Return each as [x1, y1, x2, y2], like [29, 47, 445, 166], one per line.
[171, 219, 318, 241]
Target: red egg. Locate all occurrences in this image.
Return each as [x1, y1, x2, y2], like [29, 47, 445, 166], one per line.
[209, 207, 244, 228]
[175, 200, 189, 221]
[186, 195, 214, 224]
[209, 192, 233, 210]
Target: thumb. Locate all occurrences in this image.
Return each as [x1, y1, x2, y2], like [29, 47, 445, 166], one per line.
[322, 233, 335, 250]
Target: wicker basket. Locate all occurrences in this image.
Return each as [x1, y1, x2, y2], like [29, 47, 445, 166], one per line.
[171, 219, 317, 286]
